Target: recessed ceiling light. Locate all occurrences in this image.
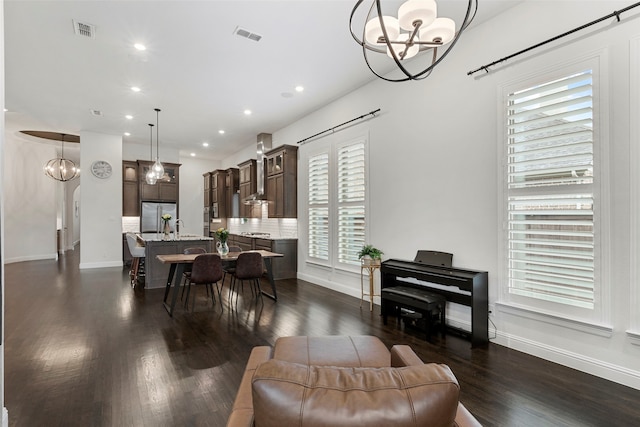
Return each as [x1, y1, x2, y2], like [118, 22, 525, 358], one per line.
[124, 132, 131, 136]
[244, 109, 252, 115]
[190, 153, 196, 157]
[134, 43, 146, 51]
[218, 130, 225, 135]
[3, 108, 8, 112]
[202, 142, 209, 147]
[125, 115, 133, 120]
[131, 86, 141, 92]
[295, 85, 304, 92]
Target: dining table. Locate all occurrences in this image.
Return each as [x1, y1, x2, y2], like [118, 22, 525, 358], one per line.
[156, 250, 284, 316]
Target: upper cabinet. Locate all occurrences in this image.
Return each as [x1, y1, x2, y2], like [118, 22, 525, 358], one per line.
[225, 168, 239, 218]
[265, 144, 298, 218]
[210, 169, 225, 218]
[238, 159, 260, 218]
[123, 161, 140, 216]
[203, 172, 211, 208]
[139, 160, 180, 203]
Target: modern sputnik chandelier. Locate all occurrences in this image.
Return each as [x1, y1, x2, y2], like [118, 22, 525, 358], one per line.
[145, 123, 157, 185]
[43, 133, 80, 182]
[350, 0, 477, 82]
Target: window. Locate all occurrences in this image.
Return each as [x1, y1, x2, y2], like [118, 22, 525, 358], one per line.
[308, 153, 329, 260]
[337, 142, 366, 265]
[307, 137, 367, 267]
[505, 69, 596, 310]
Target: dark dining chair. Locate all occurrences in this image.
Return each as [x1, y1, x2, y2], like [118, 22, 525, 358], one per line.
[222, 246, 242, 288]
[181, 247, 206, 300]
[184, 253, 223, 311]
[229, 252, 264, 304]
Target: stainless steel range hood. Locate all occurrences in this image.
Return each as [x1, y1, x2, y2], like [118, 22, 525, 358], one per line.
[243, 132, 272, 205]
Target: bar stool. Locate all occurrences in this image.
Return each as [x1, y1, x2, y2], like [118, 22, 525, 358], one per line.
[125, 233, 145, 287]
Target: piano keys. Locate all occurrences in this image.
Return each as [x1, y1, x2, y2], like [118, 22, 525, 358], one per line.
[381, 258, 489, 347]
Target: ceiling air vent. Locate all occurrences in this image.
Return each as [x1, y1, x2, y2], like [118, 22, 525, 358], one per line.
[90, 109, 102, 116]
[73, 20, 96, 38]
[233, 26, 262, 42]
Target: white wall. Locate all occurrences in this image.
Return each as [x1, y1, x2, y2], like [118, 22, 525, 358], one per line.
[270, 1, 640, 389]
[79, 131, 123, 268]
[1, 1, 7, 422]
[2, 131, 58, 262]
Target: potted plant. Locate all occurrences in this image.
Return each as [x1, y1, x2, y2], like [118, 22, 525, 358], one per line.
[357, 244, 383, 265]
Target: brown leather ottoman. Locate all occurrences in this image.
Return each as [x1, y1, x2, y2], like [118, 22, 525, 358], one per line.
[272, 335, 390, 367]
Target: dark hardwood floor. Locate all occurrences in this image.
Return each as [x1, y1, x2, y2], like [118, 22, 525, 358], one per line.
[4, 248, 640, 426]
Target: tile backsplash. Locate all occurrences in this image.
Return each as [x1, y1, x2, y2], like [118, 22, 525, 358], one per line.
[123, 205, 298, 238]
[122, 216, 140, 233]
[228, 205, 298, 238]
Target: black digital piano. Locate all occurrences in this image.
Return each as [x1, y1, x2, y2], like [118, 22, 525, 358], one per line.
[381, 258, 489, 347]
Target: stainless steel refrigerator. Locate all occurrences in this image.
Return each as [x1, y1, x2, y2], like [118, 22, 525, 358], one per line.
[141, 202, 177, 233]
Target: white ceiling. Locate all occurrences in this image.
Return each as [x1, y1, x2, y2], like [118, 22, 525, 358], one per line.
[4, 0, 523, 160]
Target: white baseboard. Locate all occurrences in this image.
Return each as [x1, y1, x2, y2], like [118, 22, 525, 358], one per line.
[492, 330, 640, 390]
[4, 253, 57, 264]
[297, 272, 377, 303]
[79, 260, 124, 269]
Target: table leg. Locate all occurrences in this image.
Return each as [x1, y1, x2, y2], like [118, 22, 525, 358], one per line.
[163, 263, 177, 303]
[260, 258, 278, 301]
[163, 263, 185, 316]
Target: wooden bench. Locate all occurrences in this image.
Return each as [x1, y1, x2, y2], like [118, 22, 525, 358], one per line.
[381, 285, 447, 341]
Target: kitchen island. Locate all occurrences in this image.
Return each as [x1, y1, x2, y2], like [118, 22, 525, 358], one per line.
[137, 233, 214, 289]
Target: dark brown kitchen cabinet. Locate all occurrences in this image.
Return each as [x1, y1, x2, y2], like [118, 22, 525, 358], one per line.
[238, 159, 260, 218]
[139, 161, 180, 203]
[228, 234, 252, 252]
[253, 238, 298, 280]
[265, 144, 298, 218]
[225, 168, 239, 218]
[210, 170, 226, 218]
[122, 161, 139, 216]
[203, 172, 211, 208]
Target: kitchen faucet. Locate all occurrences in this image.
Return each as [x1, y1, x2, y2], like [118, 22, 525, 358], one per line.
[175, 219, 184, 239]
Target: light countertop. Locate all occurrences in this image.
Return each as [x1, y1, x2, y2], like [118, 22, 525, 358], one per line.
[137, 233, 214, 242]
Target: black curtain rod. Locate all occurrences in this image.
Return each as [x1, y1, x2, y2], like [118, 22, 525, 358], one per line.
[296, 109, 381, 145]
[467, 1, 640, 76]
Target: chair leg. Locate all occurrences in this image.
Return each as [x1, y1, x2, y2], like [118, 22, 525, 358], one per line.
[215, 282, 223, 308]
[228, 276, 235, 301]
[184, 280, 192, 308]
[130, 257, 139, 286]
[254, 278, 263, 299]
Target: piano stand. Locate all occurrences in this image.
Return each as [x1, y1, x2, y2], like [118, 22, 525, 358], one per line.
[381, 286, 446, 342]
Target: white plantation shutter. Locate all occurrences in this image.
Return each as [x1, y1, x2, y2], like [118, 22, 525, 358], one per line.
[506, 69, 596, 309]
[308, 153, 329, 260]
[337, 142, 366, 265]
